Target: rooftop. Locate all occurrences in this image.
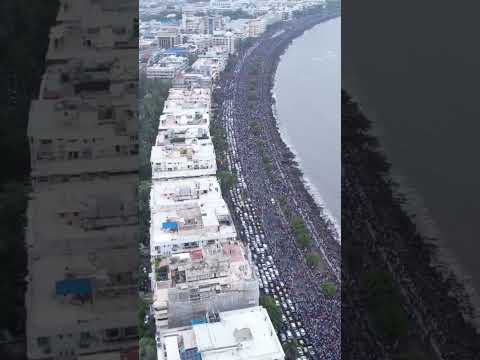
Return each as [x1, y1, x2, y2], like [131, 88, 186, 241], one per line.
[28, 97, 136, 138]
[150, 133, 216, 180]
[40, 55, 137, 100]
[26, 246, 137, 334]
[153, 241, 253, 290]
[27, 177, 138, 256]
[150, 176, 235, 254]
[28, 97, 138, 177]
[157, 307, 284, 360]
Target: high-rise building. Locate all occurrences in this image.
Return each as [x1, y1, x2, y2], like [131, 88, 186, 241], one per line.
[26, 1, 139, 359]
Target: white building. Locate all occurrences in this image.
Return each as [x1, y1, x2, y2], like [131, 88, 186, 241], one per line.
[157, 29, 180, 49]
[26, 247, 138, 359]
[172, 72, 213, 90]
[48, 2, 137, 61]
[248, 17, 266, 37]
[157, 306, 285, 360]
[210, 0, 238, 11]
[191, 49, 228, 79]
[146, 56, 188, 79]
[26, 177, 138, 255]
[161, 87, 212, 121]
[27, 1, 140, 359]
[28, 96, 138, 181]
[152, 242, 258, 328]
[149, 176, 235, 256]
[150, 126, 217, 180]
[212, 31, 238, 54]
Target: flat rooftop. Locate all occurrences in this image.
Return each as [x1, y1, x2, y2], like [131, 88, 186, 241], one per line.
[57, 0, 137, 23]
[150, 135, 216, 179]
[164, 87, 211, 110]
[150, 176, 220, 207]
[27, 247, 137, 334]
[150, 177, 235, 253]
[153, 242, 254, 306]
[27, 177, 138, 256]
[157, 306, 284, 360]
[158, 87, 211, 130]
[40, 55, 137, 100]
[47, 6, 137, 61]
[28, 97, 136, 138]
[155, 127, 210, 146]
[159, 110, 209, 130]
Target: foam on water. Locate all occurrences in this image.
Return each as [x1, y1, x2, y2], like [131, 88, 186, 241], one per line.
[271, 89, 341, 243]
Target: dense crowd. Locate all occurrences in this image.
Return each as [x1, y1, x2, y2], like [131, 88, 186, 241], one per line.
[212, 8, 341, 359]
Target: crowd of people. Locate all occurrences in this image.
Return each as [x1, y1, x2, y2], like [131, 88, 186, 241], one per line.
[212, 7, 341, 359]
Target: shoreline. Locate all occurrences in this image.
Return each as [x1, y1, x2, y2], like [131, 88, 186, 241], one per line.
[271, 91, 341, 241]
[212, 5, 342, 356]
[270, 18, 341, 239]
[349, 92, 480, 329]
[391, 171, 480, 329]
[342, 91, 480, 358]
[264, 13, 342, 253]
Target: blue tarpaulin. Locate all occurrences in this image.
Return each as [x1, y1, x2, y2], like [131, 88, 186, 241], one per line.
[191, 318, 206, 326]
[162, 221, 178, 231]
[56, 278, 92, 296]
[164, 48, 189, 57]
[180, 348, 202, 360]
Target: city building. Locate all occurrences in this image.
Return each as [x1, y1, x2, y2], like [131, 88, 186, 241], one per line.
[26, 177, 138, 256]
[248, 17, 266, 37]
[212, 31, 238, 54]
[150, 125, 217, 179]
[149, 176, 235, 255]
[209, 0, 238, 12]
[157, 29, 180, 49]
[26, 247, 138, 359]
[146, 55, 188, 79]
[28, 96, 138, 181]
[156, 306, 285, 360]
[191, 50, 228, 80]
[27, 1, 139, 359]
[151, 242, 258, 328]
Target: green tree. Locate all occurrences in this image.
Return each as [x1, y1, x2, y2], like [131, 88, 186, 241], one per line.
[216, 170, 237, 191]
[139, 336, 157, 360]
[291, 216, 312, 248]
[364, 272, 409, 342]
[321, 281, 337, 298]
[139, 76, 171, 177]
[249, 121, 262, 137]
[297, 232, 312, 249]
[306, 252, 321, 268]
[260, 295, 282, 330]
[283, 340, 298, 360]
[138, 299, 154, 339]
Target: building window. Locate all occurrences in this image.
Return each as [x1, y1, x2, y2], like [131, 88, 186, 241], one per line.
[105, 328, 120, 339]
[124, 326, 138, 337]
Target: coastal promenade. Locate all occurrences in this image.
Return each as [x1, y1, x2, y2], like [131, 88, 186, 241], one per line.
[213, 5, 341, 358]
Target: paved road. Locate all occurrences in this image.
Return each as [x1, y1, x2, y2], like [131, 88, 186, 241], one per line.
[213, 8, 341, 359]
